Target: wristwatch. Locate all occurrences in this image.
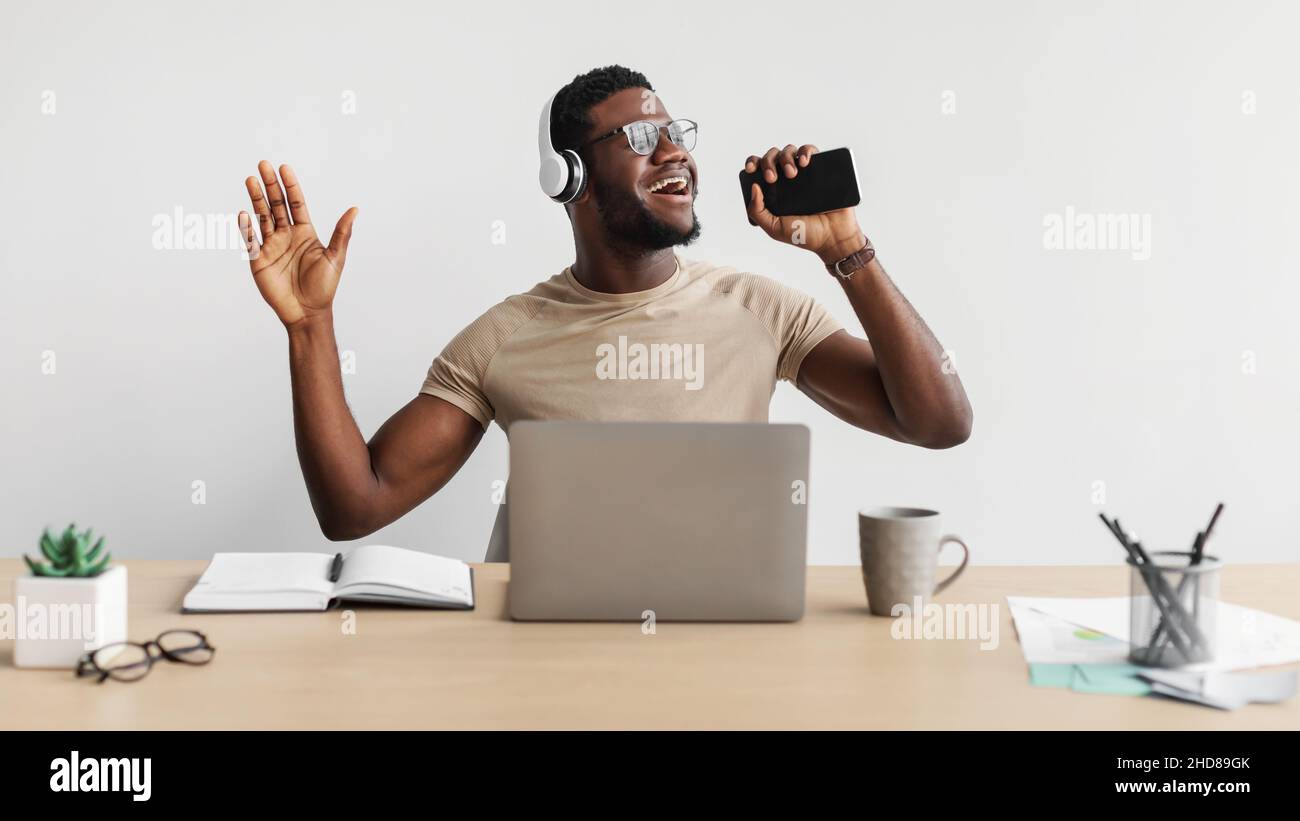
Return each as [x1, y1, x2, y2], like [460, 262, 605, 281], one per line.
[826, 237, 875, 280]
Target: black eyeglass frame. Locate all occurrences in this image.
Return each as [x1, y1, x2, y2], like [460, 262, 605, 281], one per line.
[579, 118, 699, 155]
[76, 629, 216, 683]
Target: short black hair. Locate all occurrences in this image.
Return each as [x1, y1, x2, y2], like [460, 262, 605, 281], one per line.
[550, 65, 654, 153]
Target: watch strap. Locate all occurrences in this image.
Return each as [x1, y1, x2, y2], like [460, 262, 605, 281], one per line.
[826, 237, 875, 280]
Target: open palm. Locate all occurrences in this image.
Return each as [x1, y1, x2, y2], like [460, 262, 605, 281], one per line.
[239, 161, 357, 328]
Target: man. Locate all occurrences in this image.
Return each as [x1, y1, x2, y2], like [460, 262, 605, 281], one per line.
[236, 65, 973, 561]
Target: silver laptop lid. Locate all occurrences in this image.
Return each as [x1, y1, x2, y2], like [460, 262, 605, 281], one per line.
[507, 421, 809, 622]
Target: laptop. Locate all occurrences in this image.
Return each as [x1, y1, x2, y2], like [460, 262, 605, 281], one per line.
[507, 421, 809, 622]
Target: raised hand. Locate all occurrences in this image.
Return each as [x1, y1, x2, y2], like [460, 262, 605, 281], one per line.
[239, 161, 357, 328]
[743, 144, 865, 264]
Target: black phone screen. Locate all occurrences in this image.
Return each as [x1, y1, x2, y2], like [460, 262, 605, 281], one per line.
[738, 146, 860, 217]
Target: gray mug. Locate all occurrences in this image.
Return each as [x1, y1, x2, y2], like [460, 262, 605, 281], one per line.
[858, 506, 970, 616]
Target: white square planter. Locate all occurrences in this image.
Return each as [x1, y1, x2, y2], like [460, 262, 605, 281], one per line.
[13, 565, 128, 669]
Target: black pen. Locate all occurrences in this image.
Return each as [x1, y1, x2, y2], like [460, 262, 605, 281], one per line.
[329, 552, 344, 583]
[1193, 503, 1224, 565]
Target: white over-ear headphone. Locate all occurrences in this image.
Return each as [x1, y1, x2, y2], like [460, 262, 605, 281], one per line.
[538, 92, 586, 203]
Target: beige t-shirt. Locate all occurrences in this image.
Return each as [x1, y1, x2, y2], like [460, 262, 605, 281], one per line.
[420, 255, 843, 433]
[419, 255, 844, 561]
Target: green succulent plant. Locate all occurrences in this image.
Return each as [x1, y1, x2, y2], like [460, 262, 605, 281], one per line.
[24, 524, 112, 577]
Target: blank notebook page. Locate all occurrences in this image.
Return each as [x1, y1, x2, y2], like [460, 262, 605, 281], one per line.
[195, 552, 335, 595]
[337, 544, 472, 599]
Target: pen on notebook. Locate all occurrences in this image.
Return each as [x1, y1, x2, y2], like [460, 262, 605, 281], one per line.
[329, 552, 344, 583]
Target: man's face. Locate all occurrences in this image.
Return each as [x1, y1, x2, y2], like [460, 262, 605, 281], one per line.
[579, 88, 701, 252]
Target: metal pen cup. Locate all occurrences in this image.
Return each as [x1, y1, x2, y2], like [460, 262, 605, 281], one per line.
[1127, 550, 1220, 668]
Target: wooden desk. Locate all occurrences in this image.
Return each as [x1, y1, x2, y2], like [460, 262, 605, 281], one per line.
[1, 560, 1297, 729]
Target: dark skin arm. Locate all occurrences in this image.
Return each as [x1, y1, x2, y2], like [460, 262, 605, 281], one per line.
[287, 315, 483, 540]
[744, 145, 973, 449]
[240, 161, 483, 540]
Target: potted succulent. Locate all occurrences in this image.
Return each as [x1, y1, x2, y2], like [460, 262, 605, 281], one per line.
[14, 524, 128, 669]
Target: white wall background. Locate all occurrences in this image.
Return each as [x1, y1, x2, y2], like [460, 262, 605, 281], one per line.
[2, 0, 1297, 565]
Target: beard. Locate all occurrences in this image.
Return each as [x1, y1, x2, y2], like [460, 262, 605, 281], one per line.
[592, 175, 702, 255]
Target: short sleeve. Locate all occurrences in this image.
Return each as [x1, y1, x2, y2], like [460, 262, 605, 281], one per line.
[419, 295, 546, 429]
[421, 356, 493, 429]
[771, 283, 843, 383]
[714, 272, 844, 383]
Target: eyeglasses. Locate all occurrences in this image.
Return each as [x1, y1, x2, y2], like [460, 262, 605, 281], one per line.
[581, 119, 698, 155]
[76, 629, 216, 683]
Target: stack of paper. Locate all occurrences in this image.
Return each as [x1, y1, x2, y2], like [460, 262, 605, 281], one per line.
[1007, 597, 1300, 710]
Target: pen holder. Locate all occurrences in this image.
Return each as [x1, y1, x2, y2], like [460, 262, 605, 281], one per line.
[1127, 551, 1220, 668]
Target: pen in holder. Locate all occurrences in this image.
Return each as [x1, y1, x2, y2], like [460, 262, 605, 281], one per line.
[1099, 504, 1224, 669]
[1127, 550, 1220, 667]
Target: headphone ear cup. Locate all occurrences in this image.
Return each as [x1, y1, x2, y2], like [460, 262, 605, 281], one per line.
[561, 150, 587, 202]
[539, 153, 569, 199]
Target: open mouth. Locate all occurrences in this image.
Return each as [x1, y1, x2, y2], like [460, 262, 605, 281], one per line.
[646, 175, 691, 198]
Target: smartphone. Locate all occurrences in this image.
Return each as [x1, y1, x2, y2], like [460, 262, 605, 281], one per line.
[738, 146, 860, 217]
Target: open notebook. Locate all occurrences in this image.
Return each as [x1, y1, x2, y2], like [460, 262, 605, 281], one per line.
[182, 545, 474, 612]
